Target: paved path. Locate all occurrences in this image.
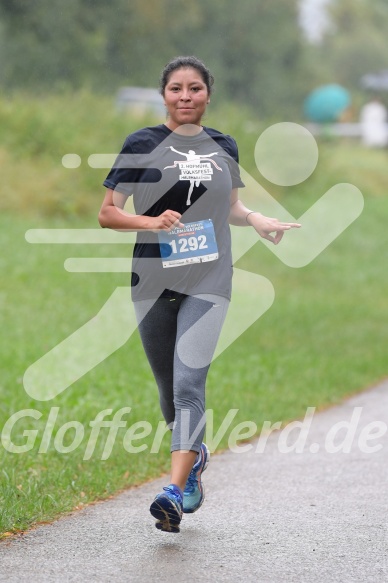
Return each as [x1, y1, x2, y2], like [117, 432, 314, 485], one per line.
[1, 381, 387, 582]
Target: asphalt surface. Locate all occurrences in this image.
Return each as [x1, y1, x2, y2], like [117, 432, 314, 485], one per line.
[1, 381, 387, 583]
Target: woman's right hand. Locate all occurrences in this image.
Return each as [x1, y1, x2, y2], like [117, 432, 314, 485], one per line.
[150, 210, 184, 232]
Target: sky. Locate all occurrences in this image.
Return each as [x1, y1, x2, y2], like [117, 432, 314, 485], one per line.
[299, 0, 331, 42]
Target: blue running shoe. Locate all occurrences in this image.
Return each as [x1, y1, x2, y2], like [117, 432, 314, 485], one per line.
[150, 484, 183, 533]
[183, 443, 210, 514]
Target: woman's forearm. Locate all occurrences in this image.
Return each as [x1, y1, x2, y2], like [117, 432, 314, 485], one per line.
[98, 189, 183, 232]
[228, 199, 260, 227]
[98, 204, 154, 231]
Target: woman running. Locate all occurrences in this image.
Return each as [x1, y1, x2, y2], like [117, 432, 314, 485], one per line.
[99, 56, 300, 533]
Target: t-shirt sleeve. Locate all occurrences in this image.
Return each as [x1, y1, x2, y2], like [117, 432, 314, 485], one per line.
[226, 136, 245, 189]
[103, 136, 142, 196]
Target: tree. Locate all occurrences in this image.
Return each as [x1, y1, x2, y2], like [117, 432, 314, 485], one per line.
[0, 0, 108, 90]
[0, 0, 311, 117]
[314, 0, 388, 89]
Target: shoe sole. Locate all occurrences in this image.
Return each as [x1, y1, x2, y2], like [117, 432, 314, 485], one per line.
[183, 444, 210, 514]
[150, 495, 182, 533]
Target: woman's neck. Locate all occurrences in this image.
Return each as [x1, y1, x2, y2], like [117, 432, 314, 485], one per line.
[164, 122, 203, 136]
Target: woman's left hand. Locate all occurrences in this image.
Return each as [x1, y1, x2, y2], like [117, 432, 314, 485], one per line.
[248, 212, 301, 245]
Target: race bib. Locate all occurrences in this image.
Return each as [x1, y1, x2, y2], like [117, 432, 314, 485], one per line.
[158, 219, 218, 269]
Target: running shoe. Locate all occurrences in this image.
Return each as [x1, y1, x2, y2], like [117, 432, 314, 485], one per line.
[183, 443, 210, 514]
[150, 484, 183, 533]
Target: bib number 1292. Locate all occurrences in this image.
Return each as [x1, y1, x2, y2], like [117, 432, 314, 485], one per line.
[170, 234, 208, 254]
[158, 219, 218, 268]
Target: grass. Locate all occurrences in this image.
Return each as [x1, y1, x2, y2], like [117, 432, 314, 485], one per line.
[0, 92, 387, 536]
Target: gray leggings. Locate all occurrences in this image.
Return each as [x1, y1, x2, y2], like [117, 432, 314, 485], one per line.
[133, 292, 229, 453]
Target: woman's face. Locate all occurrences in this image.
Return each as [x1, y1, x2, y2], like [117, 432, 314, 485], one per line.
[163, 67, 210, 130]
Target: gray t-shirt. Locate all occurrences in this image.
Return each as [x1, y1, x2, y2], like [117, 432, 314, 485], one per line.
[103, 124, 244, 301]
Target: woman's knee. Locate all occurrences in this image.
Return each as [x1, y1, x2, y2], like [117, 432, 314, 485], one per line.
[173, 377, 205, 411]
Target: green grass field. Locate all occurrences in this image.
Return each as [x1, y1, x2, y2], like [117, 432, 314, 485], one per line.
[0, 94, 387, 537]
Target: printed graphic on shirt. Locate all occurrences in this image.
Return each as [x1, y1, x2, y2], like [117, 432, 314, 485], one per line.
[163, 145, 223, 205]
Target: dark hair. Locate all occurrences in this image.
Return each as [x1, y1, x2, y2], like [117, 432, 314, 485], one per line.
[159, 56, 214, 96]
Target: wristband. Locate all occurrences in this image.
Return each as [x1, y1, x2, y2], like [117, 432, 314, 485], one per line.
[245, 211, 257, 225]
